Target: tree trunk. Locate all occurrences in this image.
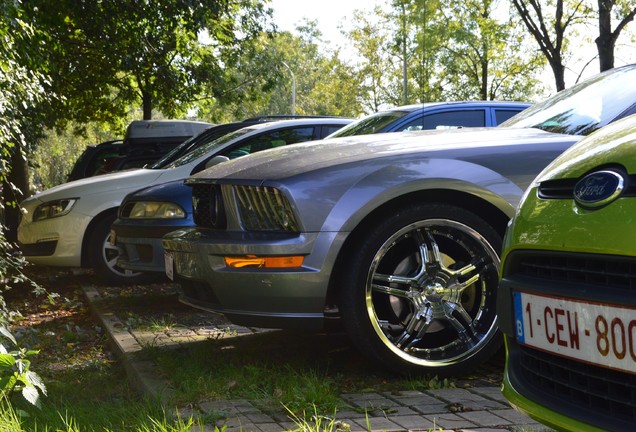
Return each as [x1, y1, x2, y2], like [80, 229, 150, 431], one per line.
[596, 0, 615, 71]
[550, 59, 566, 92]
[2, 143, 30, 242]
[480, 58, 488, 100]
[142, 90, 152, 120]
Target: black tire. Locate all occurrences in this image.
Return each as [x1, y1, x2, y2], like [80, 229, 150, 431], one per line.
[88, 213, 149, 285]
[339, 203, 503, 376]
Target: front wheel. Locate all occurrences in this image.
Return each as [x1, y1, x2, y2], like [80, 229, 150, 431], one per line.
[88, 213, 150, 285]
[339, 203, 503, 376]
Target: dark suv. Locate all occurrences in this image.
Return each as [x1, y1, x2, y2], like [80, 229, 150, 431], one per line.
[67, 120, 212, 182]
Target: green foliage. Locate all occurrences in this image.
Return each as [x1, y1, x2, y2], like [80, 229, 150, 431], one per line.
[438, 0, 546, 101]
[345, 0, 547, 107]
[18, 0, 273, 122]
[197, 25, 365, 121]
[0, 227, 49, 407]
[30, 122, 120, 190]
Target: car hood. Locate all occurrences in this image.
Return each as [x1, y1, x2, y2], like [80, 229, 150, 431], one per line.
[189, 127, 580, 181]
[29, 168, 166, 201]
[122, 179, 191, 208]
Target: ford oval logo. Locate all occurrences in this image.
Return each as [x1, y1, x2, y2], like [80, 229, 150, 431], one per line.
[573, 170, 625, 209]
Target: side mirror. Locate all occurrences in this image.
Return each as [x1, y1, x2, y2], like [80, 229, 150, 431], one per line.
[205, 155, 230, 169]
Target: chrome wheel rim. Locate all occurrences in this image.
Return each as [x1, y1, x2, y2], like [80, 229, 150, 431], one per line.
[365, 219, 500, 368]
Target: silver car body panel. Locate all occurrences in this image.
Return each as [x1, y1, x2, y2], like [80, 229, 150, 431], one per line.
[164, 127, 582, 328]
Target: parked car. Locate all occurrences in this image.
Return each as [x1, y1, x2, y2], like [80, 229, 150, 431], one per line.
[17, 118, 352, 284]
[327, 101, 531, 138]
[113, 101, 529, 276]
[67, 120, 213, 182]
[162, 64, 636, 376]
[497, 114, 636, 431]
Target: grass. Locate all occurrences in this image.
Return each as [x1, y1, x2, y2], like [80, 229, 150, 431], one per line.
[7, 362, 206, 431]
[142, 328, 456, 422]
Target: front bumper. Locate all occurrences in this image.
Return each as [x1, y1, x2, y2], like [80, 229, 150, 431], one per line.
[113, 220, 190, 273]
[502, 338, 605, 432]
[17, 209, 92, 267]
[162, 227, 345, 330]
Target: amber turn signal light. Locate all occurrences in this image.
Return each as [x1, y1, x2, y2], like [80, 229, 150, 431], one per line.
[224, 255, 304, 268]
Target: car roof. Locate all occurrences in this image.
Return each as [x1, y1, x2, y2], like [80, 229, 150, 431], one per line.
[233, 117, 354, 133]
[385, 101, 532, 113]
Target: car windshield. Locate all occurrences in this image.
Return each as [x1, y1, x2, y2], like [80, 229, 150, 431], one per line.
[327, 110, 413, 138]
[502, 65, 636, 136]
[156, 128, 253, 169]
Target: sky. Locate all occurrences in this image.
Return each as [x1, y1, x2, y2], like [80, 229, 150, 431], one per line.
[266, 0, 636, 92]
[268, 0, 378, 49]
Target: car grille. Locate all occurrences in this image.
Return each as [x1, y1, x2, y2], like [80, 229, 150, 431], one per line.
[234, 185, 299, 232]
[513, 253, 636, 293]
[516, 346, 636, 426]
[191, 184, 226, 229]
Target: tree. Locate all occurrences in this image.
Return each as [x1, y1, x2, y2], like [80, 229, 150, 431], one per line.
[438, 0, 545, 100]
[393, 0, 447, 103]
[347, 6, 403, 112]
[2, 0, 272, 238]
[511, 0, 589, 91]
[595, 0, 636, 71]
[1, 3, 53, 241]
[20, 0, 272, 122]
[196, 23, 364, 120]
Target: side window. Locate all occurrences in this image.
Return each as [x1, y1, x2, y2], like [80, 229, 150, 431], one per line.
[223, 127, 316, 159]
[324, 125, 346, 136]
[495, 109, 523, 124]
[399, 110, 486, 131]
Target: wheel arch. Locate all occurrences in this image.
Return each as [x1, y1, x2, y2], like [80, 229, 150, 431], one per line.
[80, 208, 118, 267]
[324, 188, 510, 310]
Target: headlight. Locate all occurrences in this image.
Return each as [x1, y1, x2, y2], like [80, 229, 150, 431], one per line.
[33, 199, 77, 221]
[128, 201, 186, 219]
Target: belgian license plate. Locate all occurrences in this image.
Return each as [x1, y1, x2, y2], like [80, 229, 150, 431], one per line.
[514, 291, 636, 375]
[164, 253, 174, 281]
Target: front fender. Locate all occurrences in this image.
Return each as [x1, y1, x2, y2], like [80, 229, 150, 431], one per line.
[325, 158, 524, 234]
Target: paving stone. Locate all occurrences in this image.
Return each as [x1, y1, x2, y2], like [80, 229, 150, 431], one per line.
[427, 388, 490, 403]
[425, 412, 477, 429]
[410, 403, 450, 415]
[461, 399, 509, 411]
[253, 422, 284, 431]
[329, 408, 369, 419]
[470, 386, 509, 404]
[493, 408, 553, 429]
[390, 414, 438, 430]
[457, 409, 512, 427]
[386, 392, 447, 406]
[244, 412, 277, 423]
[350, 415, 404, 431]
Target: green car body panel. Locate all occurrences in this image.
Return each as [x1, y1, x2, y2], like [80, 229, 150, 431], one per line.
[498, 115, 636, 431]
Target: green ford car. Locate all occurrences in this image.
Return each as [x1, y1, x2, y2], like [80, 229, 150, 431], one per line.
[497, 114, 636, 431]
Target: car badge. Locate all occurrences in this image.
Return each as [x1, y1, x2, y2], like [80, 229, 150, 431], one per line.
[573, 170, 625, 209]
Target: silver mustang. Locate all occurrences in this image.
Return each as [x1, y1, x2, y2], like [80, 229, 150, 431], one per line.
[163, 65, 636, 375]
